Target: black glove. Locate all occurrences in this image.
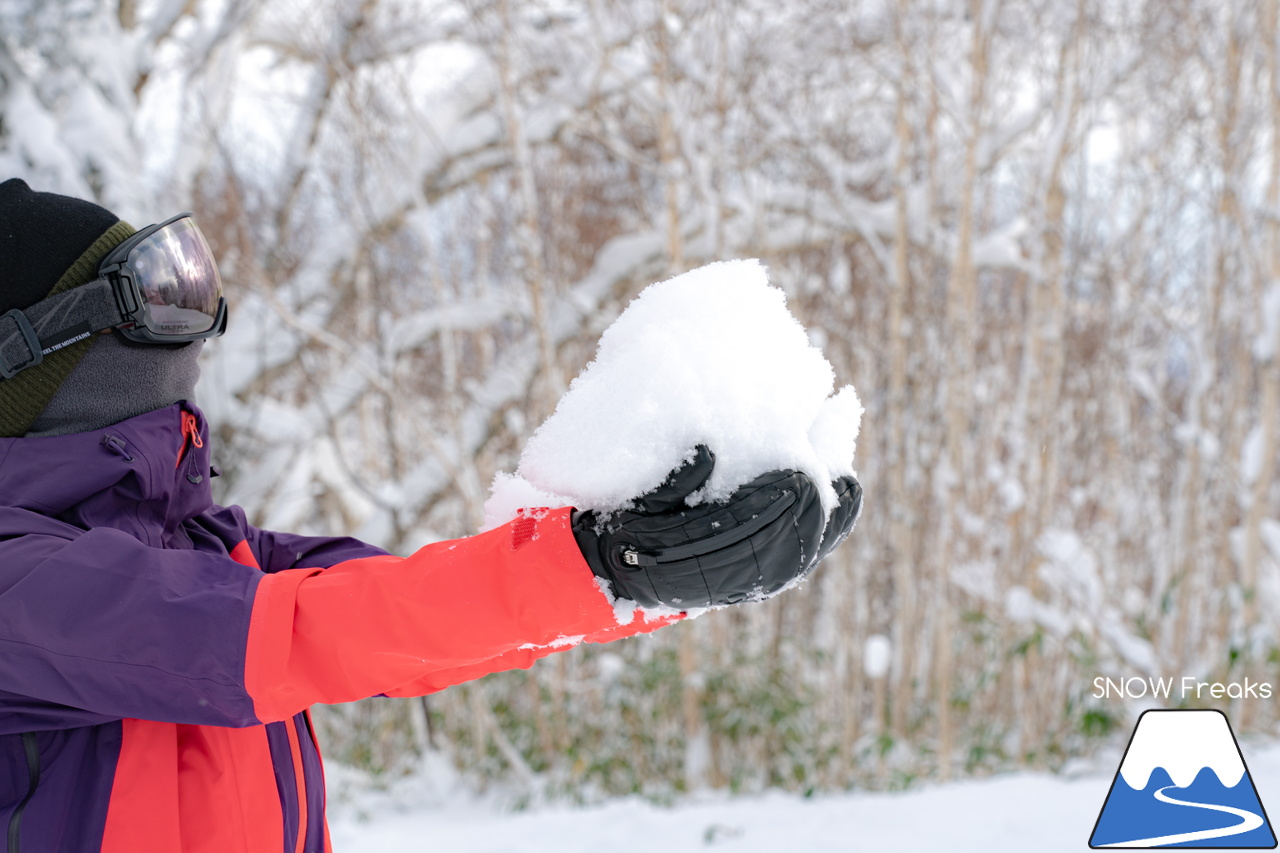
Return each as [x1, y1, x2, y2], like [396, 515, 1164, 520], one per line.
[816, 473, 862, 564]
[572, 445, 862, 609]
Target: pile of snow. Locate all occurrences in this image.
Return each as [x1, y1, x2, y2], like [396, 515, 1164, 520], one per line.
[328, 747, 1146, 853]
[483, 259, 862, 530]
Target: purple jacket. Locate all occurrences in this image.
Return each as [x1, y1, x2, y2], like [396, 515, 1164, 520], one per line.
[0, 403, 384, 852]
[0, 403, 675, 852]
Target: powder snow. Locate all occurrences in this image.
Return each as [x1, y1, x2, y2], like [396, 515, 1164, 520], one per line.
[483, 259, 861, 530]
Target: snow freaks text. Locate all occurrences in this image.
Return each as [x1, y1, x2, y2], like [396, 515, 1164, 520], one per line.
[1093, 677, 1273, 701]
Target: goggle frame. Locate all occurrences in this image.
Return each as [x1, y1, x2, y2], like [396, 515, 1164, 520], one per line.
[96, 212, 228, 345]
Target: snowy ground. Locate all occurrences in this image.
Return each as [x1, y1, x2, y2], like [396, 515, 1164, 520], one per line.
[326, 740, 1280, 852]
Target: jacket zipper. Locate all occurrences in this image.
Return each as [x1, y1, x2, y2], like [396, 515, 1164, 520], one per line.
[6, 733, 39, 853]
[177, 410, 205, 484]
[293, 715, 315, 853]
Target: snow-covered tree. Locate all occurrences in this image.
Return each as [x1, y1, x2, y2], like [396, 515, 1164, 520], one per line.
[5, 0, 1280, 795]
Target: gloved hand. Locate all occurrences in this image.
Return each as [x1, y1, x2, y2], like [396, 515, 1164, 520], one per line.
[816, 474, 861, 563]
[571, 446, 862, 609]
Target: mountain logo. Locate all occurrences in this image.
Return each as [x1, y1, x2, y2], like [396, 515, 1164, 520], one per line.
[1090, 709, 1276, 848]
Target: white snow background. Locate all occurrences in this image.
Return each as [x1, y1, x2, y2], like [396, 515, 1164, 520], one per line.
[482, 259, 863, 530]
[326, 741, 1280, 852]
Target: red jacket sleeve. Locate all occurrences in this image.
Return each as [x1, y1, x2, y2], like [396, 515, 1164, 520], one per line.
[381, 607, 678, 698]
[243, 507, 679, 721]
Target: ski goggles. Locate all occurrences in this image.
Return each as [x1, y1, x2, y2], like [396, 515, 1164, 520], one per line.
[0, 213, 227, 380]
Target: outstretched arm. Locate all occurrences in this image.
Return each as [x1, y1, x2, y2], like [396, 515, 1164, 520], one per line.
[0, 507, 644, 729]
[243, 507, 668, 721]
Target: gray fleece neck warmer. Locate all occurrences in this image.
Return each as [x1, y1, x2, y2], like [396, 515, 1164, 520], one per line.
[25, 335, 203, 437]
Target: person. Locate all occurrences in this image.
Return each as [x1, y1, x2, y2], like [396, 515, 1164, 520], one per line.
[0, 179, 862, 853]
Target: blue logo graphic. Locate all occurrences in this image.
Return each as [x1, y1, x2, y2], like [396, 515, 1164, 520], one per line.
[1090, 709, 1276, 848]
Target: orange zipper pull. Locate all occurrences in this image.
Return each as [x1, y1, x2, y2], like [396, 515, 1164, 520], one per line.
[177, 410, 204, 468]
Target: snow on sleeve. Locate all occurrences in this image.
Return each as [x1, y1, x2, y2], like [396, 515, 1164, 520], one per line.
[482, 258, 862, 529]
[481, 473, 571, 532]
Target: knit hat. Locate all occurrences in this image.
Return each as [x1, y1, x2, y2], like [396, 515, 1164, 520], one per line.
[0, 179, 137, 436]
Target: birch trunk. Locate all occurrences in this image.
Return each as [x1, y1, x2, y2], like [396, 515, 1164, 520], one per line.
[497, 0, 561, 393]
[888, 0, 916, 744]
[934, 0, 995, 780]
[1243, 0, 1280, 687]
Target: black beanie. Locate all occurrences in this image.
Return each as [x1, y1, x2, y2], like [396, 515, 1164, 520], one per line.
[0, 178, 137, 436]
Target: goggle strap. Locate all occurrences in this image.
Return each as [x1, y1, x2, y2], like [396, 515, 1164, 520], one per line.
[0, 279, 126, 381]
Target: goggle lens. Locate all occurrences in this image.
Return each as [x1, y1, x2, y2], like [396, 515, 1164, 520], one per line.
[128, 218, 223, 336]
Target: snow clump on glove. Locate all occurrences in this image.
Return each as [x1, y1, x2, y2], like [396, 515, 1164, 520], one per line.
[483, 258, 862, 529]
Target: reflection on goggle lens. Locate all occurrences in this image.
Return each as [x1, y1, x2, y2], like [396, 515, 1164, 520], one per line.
[129, 218, 222, 336]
